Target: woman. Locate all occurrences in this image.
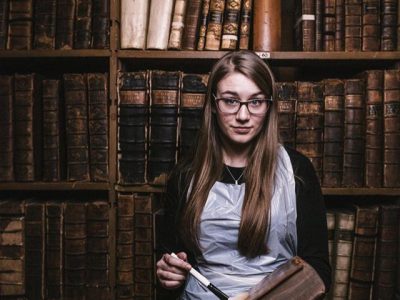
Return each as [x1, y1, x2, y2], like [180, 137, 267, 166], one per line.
[156, 51, 331, 299]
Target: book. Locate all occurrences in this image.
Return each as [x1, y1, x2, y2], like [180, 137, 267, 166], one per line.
[380, 0, 397, 51]
[335, 0, 345, 50]
[74, 0, 92, 48]
[253, 0, 281, 51]
[204, 0, 225, 50]
[315, 0, 322, 51]
[276, 82, 297, 148]
[197, 0, 211, 50]
[182, 0, 202, 50]
[362, 0, 380, 51]
[238, 0, 253, 50]
[7, 0, 33, 50]
[221, 0, 242, 50]
[344, 0, 362, 51]
[168, 0, 187, 50]
[294, 0, 316, 51]
[34, 0, 57, 49]
[322, 0, 336, 51]
[91, 0, 109, 48]
[326, 209, 336, 266]
[56, 0, 76, 49]
[146, 0, 174, 49]
[120, 0, 149, 49]
[0, 0, 8, 49]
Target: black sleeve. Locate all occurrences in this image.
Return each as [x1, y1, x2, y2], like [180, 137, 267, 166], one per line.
[286, 147, 331, 291]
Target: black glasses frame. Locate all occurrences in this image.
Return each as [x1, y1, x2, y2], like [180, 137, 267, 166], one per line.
[213, 94, 273, 115]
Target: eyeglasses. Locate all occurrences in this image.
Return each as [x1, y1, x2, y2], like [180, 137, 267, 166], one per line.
[213, 94, 272, 115]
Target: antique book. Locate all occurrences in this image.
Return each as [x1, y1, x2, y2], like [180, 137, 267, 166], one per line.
[323, 0, 336, 51]
[14, 73, 42, 182]
[91, 0, 109, 48]
[74, 0, 92, 48]
[372, 205, 400, 299]
[63, 73, 90, 181]
[118, 71, 149, 184]
[253, 0, 281, 51]
[383, 69, 400, 187]
[221, 0, 241, 50]
[0, 200, 25, 297]
[56, 0, 76, 49]
[343, 79, 365, 187]
[0, 0, 8, 49]
[315, 0, 322, 51]
[344, 0, 362, 51]
[204, 0, 225, 50]
[34, 0, 57, 49]
[362, 0, 380, 51]
[146, 0, 174, 49]
[335, 0, 345, 50]
[88, 73, 109, 181]
[326, 209, 336, 266]
[179, 73, 208, 159]
[168, 0, 187, 49]
[7, 0, 33, 50]
[197, 0, 211, 50]
[294, 0, 316, 51]
[238, 0, 253, 50]
[181, 0, 202, 50]
[120, 0, 149, 49]
[42, 79, 64, 182]
[348, 205, 379, 300]
[116, 193, 135, 298]
[0, 75, 14, 182]
[364, 70, 383, 187]
[323, 79, 345, 187]
[276, 82, 297, 148]
[148, 71, 180, 183]
[295, 81, 324, 181]
[380, 0, 397, 51]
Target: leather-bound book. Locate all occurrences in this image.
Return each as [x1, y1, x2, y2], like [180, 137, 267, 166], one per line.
[7, 0, 33, 49]
[373, 205, 400, 299]
[91, 0, 109, 49]
[205, 0, 225, 50]
[253, 0, 281, 51]
[74, 0, 92, 48]
[146, 0, 174, 49]
[33, 0, 56, 49]
[326, 209, 336, 266]
[45, 202, 64, 299]
[239, 0, 253, 50]
[323, 0, 336, 51]
[0, 200, 25, 297]
[365, 70, 383, 187]
[181, 0, 201, 50]
[56, 0, 75, 49]
[295, 81, 324, 181]
[323, 79, 345, 187]
[348, 205, 379, 300]
[116, 193, 135, 299]
[0, 0, 9, 49]
[120, 0, 149, 49]
[148, 71, 180, 183]
[380, 0, 397, 51]
[42, 79, 64, 182]
[383, 69, 400, 187]
[344, 0, 362, 51]
[294, 0, 315, 51]
[179, 73, 208, 159]
[168, 0, 187, 50]
[362, 0, 380, 51]
[88, 73, 109, 182]
[13, 74, 42, 182]
[315, 0, 322, 51]
[0, 75, 14, 182]
[221, 0, 241, 50]
[343, 79, 365, 187]
[86, 201, 110, 299]
[197, 0, 211, 50]
[63, 73, 90, 181]
[63, 202, 87, 300]
[118, 71, 149, 184]
[276, 82, 297, 148]
[25, 201, 45, 300]
[335, 0, 345, 50]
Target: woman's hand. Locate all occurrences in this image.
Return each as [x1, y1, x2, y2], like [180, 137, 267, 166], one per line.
[156, 252, 191, 289]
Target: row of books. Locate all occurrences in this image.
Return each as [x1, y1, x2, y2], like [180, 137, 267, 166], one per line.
[327, 204, 400, 300]
[0, 73, 109, 182]
[0, 0, 110, 50]
[296, 0, 400, 51]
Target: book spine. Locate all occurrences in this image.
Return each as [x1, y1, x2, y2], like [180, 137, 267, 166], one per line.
[335, 0, 345, 50]
[74, 0, 92, 48]
[0, 0, 9, 49]
[362, 0, 380, 51]
[276, 82, 297, 148]
[221, 0, 241, 50]
[146, 0, 174, 50]
[344, 0, 362, 51]
[238, 0, 252, 49]
[182, 0, 202, 50]
[7, 0, 33, 50]
[294, 0, 316, 51]
[322, 0, 336, 51]
[91, 0, 109, 49]
[56, 0, 76, 49]
[197, 0, 211, 50]
[380, 0, 397, 51]
[315, 0, 322, 51]
[204, 0, 225, 50]
[120, 0, 149, 49]
[326, 210, 336, 266]
[34, 0, 57, 49]
[168, 0, 188, 50]
[253, 0, 281, 51]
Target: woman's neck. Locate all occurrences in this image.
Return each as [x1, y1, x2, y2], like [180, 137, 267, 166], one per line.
[222, 144, 250, 168]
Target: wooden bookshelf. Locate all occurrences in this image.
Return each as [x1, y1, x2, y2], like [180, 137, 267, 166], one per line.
[0, 49, 111, 58]
[0, 182, 111, 191]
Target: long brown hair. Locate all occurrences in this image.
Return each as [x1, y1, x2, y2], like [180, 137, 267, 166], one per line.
[181, 51, 280, 258]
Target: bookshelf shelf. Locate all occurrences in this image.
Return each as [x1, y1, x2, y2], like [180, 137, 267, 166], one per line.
[0, 49, 111, 58]
[0, 182, 111, 191]
[115, 184, 164, 193]
[322, 188, 400, 196]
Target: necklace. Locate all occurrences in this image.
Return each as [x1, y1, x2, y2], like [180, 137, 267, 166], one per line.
[225, 166, 244, 185]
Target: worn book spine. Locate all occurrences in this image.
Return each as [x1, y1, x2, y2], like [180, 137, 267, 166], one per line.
[365, 70, 383, 187]
[344, 0, 362, 51]
[120, 0, 149, 49]
[0, 75, 14, 182]
[34, 0, 57, 49]
[168, 0, 187, 49]
[383, 69, 400, 187]
[88, 73, 109, 181]
[343, 79, 365, 187]
[146, 0, 174, 49]
[0, 0, 8, 49]
[204, 0, 225, 50]
[56, 0, 75, 49]
[326, 210, 336, 266]
[276, 82, 297, 148]
[323, 0, 336, 51]
[197, 0, 211, 50]
[91, 0, 109, 48]
[335, 0, 345, 50]
[74, 0, 92, 48]
[7, 0, 33, 50]
[238, 0, 253, 49]
[63, 73, 90, 181]
[362, 0, 380, 51]
[118, 71, 149, 184]
[221, 0, 241, 50]
[182, 0, 202, 50]
[294, 0, 316, 51]
[323, 79, 345, 187]
[148, 71, 180, 183]
[253, 0, 281, 51]
[398, 0, 400, 50]
[315, 0, 322, 51]
[179, 73, 208, 159]
[380, 0, 397, 51]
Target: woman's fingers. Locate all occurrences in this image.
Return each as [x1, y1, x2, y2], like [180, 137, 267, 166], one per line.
[156, 252, 191, 289]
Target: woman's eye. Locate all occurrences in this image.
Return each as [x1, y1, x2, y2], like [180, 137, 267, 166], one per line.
[249, 99, 263, 106]
[224, 98, 239, 105]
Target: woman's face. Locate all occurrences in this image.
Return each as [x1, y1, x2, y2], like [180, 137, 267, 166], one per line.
[214, 72, 269, 148]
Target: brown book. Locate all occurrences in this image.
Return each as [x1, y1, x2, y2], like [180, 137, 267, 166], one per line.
[323, 79, 345, 187]
[362, 0, 380, 51]
[335, 0, 345, 50]
[181, 0, 202, 50]
[168, 0, 187, 50]
[364, 70, 383, 187]
[0, 75, 14, 182]
[344, 0, 362, 51]
[7, 0, 33, 50]
[56, 0, 75, 49]
[204, 0, 225, 50]
[74, 0, 92, 49]
[342, 79, 365, 187]
[253, 0, 281, 51]
[221, 0, 242, 50]
[91, 0, 109, 49]
[238, 0, 253, 50]
[0, 0, 9, 49]
[88, 73, 109, 182]
[380, 0, 397, 51]
[326, 209, 336, 266]
[34, 0, 57, 49]
[323, 0, 336, 51]
[315, 0, 322, 51]
[197, 0, 211, 50]
[294, 0, 316, 51]
[276, 82, 297, 148]
[63, 73, 90, 181]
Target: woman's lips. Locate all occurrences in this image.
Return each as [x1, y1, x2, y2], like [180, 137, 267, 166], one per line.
[232, 127, 251, 133]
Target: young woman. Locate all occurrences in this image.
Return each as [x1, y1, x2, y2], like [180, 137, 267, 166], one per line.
[156, 51, 330, 299]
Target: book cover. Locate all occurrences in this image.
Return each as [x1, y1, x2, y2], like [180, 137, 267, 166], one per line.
[168, 0, 187, 50]
[74, 0, 92, 48]
[344, 0, 362, 51]
[253, 0, 281, 51]
[276, 82, 297, 148]
[182, 0, 202, 50]
[238, 0, 253, 50]
[34, 0, 57, 49]
[56, 0, 76, 49]
[91, 0, 109, 48]
[120, 0, 149, 49]
[204, 0, 225, 50]
[197, 0, 211, 50]
[362, 0, 380, 51]
[221, 0, 242, 50]
[380, 0, 397, 51]
[294, 0, 316, 51]
[146, 0, 174, 49]
[0, 0, 8, 49]
[322, 0, 336, 51]
[7, 0, 33, 50]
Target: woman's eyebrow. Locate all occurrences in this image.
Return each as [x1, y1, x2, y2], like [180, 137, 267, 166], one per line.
[218, 91, 265, 98]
